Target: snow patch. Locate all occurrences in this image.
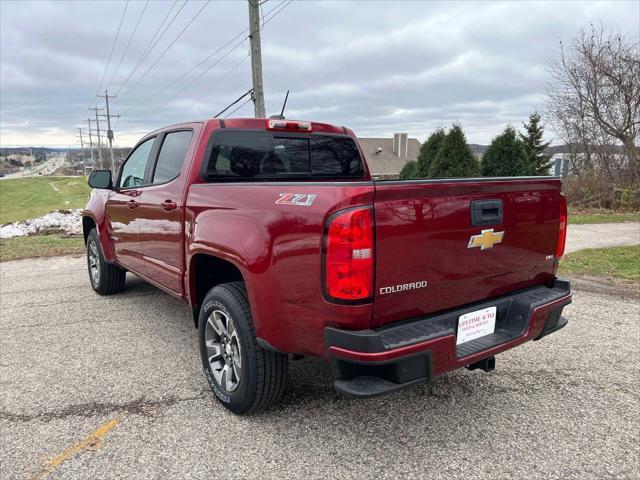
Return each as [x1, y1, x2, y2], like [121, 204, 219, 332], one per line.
[0, 209, 82, 238]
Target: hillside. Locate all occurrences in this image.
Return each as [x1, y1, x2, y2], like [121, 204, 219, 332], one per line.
[0, 176, 90, 224]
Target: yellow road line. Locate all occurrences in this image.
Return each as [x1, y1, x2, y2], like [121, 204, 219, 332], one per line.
[32, 419, 119, 480]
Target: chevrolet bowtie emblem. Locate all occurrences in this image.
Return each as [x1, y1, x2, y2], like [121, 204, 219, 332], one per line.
[468, 229, 504, 250]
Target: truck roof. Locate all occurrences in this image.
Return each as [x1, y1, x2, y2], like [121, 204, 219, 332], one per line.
[148, 118, 350, 136]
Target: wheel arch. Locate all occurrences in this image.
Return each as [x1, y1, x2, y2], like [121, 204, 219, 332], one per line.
[188, 252, 246, 327]
[82, 215, 96, 244]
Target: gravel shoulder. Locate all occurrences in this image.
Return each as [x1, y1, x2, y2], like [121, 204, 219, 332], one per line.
[1, 255, 639, 479]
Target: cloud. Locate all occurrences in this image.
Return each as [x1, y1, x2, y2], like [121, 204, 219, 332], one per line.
[1, 0, 638, 147]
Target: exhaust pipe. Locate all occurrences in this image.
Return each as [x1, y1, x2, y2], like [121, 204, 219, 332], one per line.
[466, 356, 495, 373]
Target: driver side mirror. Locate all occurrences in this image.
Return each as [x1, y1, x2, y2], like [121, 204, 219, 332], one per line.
[88, 170, 113, 189]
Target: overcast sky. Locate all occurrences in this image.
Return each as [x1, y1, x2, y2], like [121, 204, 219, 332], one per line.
[1, 0, 638, 147]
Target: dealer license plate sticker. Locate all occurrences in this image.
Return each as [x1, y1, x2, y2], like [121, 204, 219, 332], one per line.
[456, 306, 497, 345]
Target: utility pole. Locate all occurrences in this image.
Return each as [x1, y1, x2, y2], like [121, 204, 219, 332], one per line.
[27, 147, 33, 177]
[86, 118, 95, 167]
[89, 106, 104, 168]
[77, 128, 85, 161]
[97, 90, 120, 175]
[248, 0, 265, 118]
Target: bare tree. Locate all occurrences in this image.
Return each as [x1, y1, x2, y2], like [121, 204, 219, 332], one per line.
[546, 23, 640, 183]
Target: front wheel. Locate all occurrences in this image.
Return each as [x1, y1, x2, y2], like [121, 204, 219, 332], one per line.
[198, 282, 288, 414]
[86, 228, 126, 295]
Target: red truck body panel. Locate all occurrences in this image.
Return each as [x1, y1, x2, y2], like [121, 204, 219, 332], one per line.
[185, 181, 375, 355]
[372, 178, 562, 327]
[83, 117, 569, 374]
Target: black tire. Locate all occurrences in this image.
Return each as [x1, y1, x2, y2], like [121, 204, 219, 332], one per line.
[86, 228, 126, 295]
[198, 282, 288, 414]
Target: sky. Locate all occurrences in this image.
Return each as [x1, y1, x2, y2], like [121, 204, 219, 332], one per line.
[1, 0, 638, 148]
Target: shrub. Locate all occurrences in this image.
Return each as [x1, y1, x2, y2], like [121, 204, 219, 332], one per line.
[481, 126, 532, 177]
[428, 124, 480, 177]
[416, 129, 446, 177]
[519, 112, 553, 175]
[399, 160, 417, 179]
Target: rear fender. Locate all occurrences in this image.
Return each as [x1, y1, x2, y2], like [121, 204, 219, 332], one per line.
[186, 217, 258, 327]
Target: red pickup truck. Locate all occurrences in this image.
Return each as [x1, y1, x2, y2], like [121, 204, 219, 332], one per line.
[83, 118, 572, 414]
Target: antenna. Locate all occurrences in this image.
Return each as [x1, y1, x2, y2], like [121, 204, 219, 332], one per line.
[270, 90, 290, 120]
[280, 90, 289, 118]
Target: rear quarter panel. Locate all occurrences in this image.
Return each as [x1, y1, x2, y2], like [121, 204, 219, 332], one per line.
[185, 182, 375, 356]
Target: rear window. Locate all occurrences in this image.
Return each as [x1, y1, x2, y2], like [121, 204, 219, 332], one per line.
[203, 130, 364, 181]
[152, 130, 193, 184]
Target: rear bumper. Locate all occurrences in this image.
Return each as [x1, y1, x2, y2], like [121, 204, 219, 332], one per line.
[325, 279, 572, 398]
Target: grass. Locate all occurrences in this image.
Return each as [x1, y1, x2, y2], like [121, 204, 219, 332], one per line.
[559, 245, 640, 282]
[568, 212, 640, 224]
[0, 176, 90, 224]
[0, 234, 85, 262]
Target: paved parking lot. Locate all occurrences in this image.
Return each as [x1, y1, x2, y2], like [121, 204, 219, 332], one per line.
[1, 256, 639, 479]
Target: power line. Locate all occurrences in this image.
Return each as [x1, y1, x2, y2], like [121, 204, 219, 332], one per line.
[260, 0, 293, 29]
[214, 88, 253, 118]
[89, 106, 105, 166]
[178, 52, 250, 116]
[105, 0, 150, 92]
[95, 0, 130, 96]
[120, 0, 286, 114]
[224, 97, 252, 118]
[77, 128, 86, 163]
[138, 38, 249, 121]
[126, 29, 249, 114]
[113, 0, 182, 97]
[97, 91, 120, 174]
[116, 0, 211, 104]
[126, 0, 291, 119]
[85, 118, 95, 166]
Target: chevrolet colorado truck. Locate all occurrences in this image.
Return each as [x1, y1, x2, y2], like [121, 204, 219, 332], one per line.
[83, 118, 572, 414]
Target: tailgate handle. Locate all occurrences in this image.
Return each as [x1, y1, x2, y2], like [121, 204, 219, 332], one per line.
[471, 199, 503, 226]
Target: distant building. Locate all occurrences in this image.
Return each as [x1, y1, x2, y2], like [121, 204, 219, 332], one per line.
[552, 155, 569, 177]
[357, 133, 421, 178]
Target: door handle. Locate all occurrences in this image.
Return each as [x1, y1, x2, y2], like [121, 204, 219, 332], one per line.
[470, 199, 503, 226]
[161, 199, 178, 211]
[127, 199, 138, 209]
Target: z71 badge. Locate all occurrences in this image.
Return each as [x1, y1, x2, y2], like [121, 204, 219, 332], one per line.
[275, 193, 316, 206]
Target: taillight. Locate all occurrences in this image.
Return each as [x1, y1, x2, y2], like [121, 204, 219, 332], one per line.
[556, 194, 567, 258]
[324, 207, 374, 302]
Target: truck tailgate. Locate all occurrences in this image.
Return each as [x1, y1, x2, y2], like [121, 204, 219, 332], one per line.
[372, 177, 563, 327]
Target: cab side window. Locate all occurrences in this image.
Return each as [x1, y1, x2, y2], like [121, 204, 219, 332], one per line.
[119, 137, 156, 188]
[152, 130, 193, 184]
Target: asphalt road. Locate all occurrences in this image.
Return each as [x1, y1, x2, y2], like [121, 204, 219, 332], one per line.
[0, 155, 67, 180]
[1, 256, 639, 480]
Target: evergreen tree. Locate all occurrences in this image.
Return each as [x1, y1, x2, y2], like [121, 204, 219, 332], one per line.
[428, 124, 480, 177]
[519, 112, 552, 175]
[399, 160, 417, 179]
[481, 126, 532, 177]
[416, 128, 446, 177]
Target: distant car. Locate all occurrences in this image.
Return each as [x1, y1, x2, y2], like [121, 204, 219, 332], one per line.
[0, 173, 5, 178]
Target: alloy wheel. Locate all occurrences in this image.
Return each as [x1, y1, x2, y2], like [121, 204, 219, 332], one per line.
[205, 309, 242, 392]
[88, 240, 100, 286]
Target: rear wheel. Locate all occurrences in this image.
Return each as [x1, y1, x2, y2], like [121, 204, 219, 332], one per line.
[199, 282, 288, 414]
[86, 228, 126, 295]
